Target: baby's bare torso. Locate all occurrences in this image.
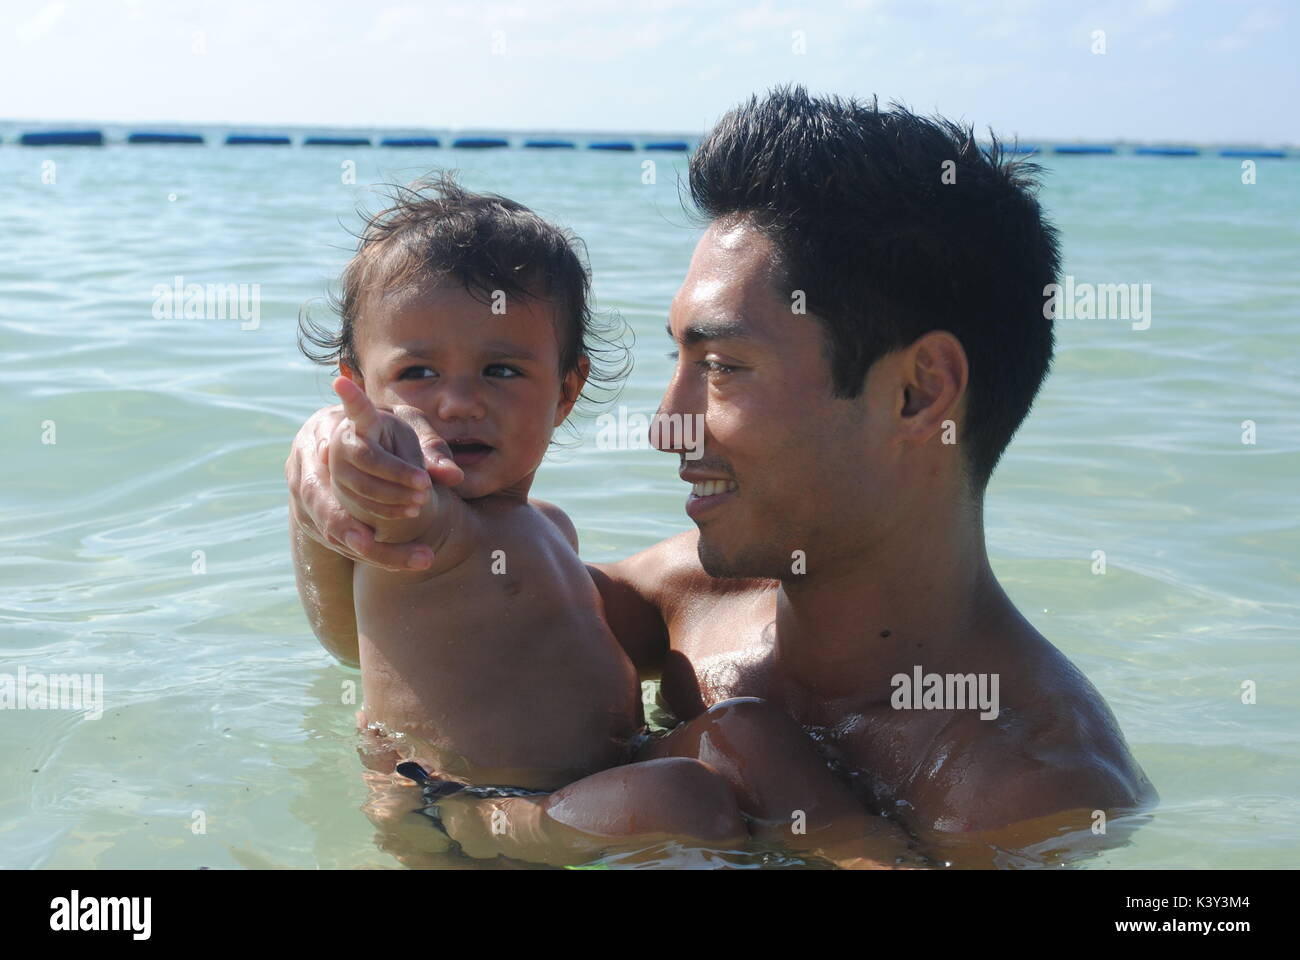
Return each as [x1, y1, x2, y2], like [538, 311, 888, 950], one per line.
[355, 499, 642, 791]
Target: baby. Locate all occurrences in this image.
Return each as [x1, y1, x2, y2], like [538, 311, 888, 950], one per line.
[296, 175, 748, 862]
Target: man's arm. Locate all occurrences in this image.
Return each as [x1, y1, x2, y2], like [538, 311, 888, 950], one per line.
[587, 530, 712, 680]
[290, 518, 360, 666]
[587, 543, 679, 679]
[284, 389, 465, 661]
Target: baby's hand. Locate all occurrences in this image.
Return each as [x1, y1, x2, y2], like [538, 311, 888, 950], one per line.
[328, 377, 440, 539]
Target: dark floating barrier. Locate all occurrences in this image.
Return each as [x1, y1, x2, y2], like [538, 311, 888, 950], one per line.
[1054, 144, 1116, 155]
[452, 137, 509, 148]
[524, 139, 576, 149]
[128, 132, 204, 144]
[20, 130, 104, 146]
[1134, 146, 1199, 156]
[303, 136, 371, 146]
[381, 137, 442, 147]
[226, 134, 292, 145]
[588, 141, 636, 151]
[644, 140, 689, 151]
[1219, 148, 1286, 158]
[1005, 143, 1038, 154]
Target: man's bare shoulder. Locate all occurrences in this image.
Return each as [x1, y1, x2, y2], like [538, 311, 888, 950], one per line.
[899, 636, 1156, 841]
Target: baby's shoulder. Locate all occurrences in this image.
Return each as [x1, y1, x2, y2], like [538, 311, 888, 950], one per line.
[527, 498, 579, 551]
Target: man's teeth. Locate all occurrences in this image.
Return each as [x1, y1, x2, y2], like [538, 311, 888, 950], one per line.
[691, 480, 738, 497]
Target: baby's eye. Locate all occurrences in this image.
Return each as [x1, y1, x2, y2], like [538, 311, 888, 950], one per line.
[398, 366, 436, 380]
[485, 364, 521, 378]
[698, 359, 736, 375]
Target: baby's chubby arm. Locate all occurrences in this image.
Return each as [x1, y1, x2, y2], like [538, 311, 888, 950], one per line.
[329, 377, 477, 577]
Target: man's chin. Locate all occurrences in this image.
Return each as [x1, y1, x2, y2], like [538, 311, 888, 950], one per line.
[696, 534, 780, 581]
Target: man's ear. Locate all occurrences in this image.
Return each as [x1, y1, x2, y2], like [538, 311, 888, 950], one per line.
[339, 363, 362, 386]
[898, 331, 967, 442]
[554, 355, 591, 426]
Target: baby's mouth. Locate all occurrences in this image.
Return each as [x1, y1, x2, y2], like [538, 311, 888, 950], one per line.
[447, 440, 494, 467]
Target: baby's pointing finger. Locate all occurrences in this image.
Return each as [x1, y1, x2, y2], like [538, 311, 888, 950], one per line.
[333, 375, 382, 442]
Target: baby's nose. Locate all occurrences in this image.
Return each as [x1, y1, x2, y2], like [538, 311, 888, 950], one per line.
[434, 378, 487, 422]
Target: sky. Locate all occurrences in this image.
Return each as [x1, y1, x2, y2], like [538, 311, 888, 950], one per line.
[1, 0, 1296, 143]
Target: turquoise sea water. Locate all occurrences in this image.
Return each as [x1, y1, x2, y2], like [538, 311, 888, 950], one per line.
[0, 130, 1296, 869]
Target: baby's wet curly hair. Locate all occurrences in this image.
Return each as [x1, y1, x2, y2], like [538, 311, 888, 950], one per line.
[299, 172, 627, 410]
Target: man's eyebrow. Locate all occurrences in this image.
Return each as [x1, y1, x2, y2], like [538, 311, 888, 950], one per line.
[665, 319, 752, 346]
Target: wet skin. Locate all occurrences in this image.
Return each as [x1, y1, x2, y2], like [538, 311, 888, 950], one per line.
[289, 220, 1156, 867]
[596, 532, 1155, 866]
[307, 281, 834, 867]
[330, 282, 644, 789]
[592, 218, 1156, 863]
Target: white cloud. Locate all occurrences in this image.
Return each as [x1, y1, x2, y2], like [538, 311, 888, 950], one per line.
[1213, 5, 1286, 52]
[736, 0, 802, 31]
[365, 5, 427, 45]
[16, 1, 67, 45]
[1138, 0, 1179, 17]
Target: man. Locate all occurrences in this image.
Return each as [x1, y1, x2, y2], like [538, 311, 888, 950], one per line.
[288, 87, 1155, 868]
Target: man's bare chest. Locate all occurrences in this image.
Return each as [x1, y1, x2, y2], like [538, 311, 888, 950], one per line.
[657, 592, 962, 809]
[659, 588, 777, 717]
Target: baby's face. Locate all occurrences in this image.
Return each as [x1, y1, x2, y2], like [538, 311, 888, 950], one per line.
[350, 281, 582, 499]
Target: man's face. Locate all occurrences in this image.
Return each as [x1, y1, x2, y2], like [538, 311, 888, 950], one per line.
[657, 218, 900, 579]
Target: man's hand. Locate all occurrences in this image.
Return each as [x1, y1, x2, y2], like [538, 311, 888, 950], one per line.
[284, 377, 463, 571]
[330, 377, 449, 545]
[328, 377, 428, 529]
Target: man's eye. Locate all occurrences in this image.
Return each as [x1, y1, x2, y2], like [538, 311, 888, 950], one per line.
[398, 366, 436, 380]
[666, 350, 679, 361]
[485, 364, 521, 378]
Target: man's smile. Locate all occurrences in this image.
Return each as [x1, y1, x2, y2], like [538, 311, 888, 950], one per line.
[681, 468, 739, 519]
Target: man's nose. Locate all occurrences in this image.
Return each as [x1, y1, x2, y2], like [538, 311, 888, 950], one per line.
[434, 377, 487, 423]
[652, 367, 699, 455]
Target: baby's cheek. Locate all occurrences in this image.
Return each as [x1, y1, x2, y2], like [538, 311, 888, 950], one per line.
[507, 432, 550, 472]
